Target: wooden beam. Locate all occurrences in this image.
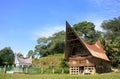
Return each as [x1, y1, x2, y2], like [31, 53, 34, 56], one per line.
[67, 38, 79, 42]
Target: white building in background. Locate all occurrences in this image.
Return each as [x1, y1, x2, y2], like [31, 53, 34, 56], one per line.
[14, 53, 32, 73]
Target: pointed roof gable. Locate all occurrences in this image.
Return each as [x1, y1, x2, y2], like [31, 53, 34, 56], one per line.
[65, 21, 110, 61]
[81, 39, 110, 61]
[17, 56, 32, 66]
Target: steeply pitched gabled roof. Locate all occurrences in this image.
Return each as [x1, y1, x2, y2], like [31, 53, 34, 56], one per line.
[17, 56, 32, 66]
[65, 21, 110, 61]
[81, 39, 110, 61]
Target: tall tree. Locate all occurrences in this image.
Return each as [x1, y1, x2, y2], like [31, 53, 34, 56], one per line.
[73, 21, 101, 44]
[0, 47, 14, 66]
[101, 16, 120, 41]
[48, 31, 65, 54]
[35, 37, 49, 57]
[101, 16, 120, 67]
[34, 31, 65, 57]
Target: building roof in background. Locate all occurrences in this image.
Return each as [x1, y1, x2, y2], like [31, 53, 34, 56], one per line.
[16, 56, 32, 66]
[15, 53, 32, 66]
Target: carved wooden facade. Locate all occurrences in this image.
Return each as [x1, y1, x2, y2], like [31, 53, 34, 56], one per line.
[65, 21, 111, 75]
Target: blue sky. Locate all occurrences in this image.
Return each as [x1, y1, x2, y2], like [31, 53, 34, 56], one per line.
[0, 0, 120, 56]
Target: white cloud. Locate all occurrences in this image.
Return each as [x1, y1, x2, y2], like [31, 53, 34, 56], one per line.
[86, 0, 120, 31]
[91, 0, 105, 7]
[91, 0, 114, 6]
[90, 0, 120, 13]
[34, 25, 65, 39]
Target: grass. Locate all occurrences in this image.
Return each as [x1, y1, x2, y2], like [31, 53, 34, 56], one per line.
[32, 54, 64, 68]
[0, 72, 120, 79]
[1, 54, 119, 79]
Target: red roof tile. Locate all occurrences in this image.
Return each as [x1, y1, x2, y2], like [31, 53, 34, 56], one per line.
[80, 39, 110, 61]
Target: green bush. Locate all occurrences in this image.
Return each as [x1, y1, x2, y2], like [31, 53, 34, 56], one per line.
[64, 68, 69, 74]
[60, 59, 68, 68]
[6, 66, 14, 71]
[43, 68, 53, 74]
[54, 68, 62, 74]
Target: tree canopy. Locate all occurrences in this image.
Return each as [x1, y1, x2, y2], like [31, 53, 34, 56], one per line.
[101, 16, 120, 67]
[34, 21, 101, 57]
[73, 21, 101, 44]
[27, 50, 34, 58]
[101, 16, 120, 41]
[0, 47, 14, 66]
[35, 30, 65, 57]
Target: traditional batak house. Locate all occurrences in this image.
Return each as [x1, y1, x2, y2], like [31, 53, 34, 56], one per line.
[14, 54, 32, 73]
[17, 56, 32, 67]
[65, 21, 111, 75]
[15, 53, 32, 67]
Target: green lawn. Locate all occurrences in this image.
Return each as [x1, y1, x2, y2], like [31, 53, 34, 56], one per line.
[0, 72, 120, 79]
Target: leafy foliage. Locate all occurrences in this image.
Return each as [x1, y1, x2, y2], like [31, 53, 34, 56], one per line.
[0, 47, 14, 66]
[60, 59, 68, 68]
[35, 31, 65, 57]
[34, 21, 102, 57]
[27, 50, 35, 58]
[101, 16, 120, 67]
[73, 21, 101, 44]
[32, 54, 64, 68]
[101, 16, 120, 41]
